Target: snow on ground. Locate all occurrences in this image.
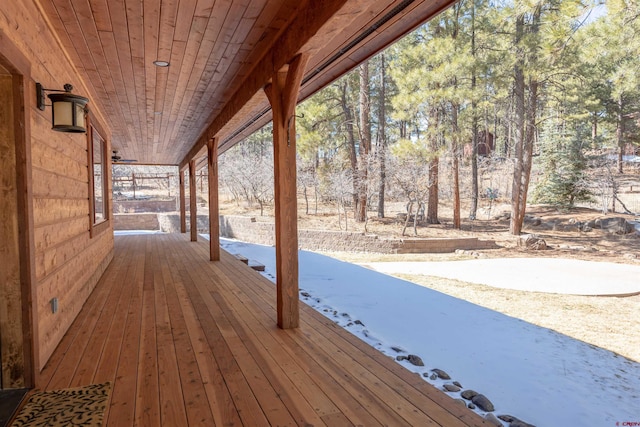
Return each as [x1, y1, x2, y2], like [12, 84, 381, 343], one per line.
[215, 237, 640, 427]
[367, 258, 640, 296]
[114, 230, 163, 235]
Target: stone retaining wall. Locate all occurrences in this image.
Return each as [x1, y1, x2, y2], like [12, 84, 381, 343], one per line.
[114, 213, 498, 254]
[113, 199, 178, 213]
[113, 213, 159, 230]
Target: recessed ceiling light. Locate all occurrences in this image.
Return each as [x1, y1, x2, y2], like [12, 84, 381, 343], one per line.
[153, 60, 170, 67]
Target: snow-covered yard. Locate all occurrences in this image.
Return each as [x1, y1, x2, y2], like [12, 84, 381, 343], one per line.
[217, 237, 640, 427]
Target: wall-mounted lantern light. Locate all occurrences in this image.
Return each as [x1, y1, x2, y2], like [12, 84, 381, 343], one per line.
[36, 83, 89, 133]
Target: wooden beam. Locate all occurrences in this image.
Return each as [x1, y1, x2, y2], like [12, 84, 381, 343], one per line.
[189, 160, 197, 242]
[207, 138, 220, 261]
[179, 0, 349, 170]
[264, 53, 309, 329]
[179, 170, 186, 233]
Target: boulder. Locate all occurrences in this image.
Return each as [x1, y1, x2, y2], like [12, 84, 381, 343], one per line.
[431, 368, 451, 380]
[595, 217, 636, 234]
[461, 389, 478, 400]
[498, 415, 536, 427]
[484, 413, 504, 427]
[406, 354, 424, 366]
[471, 394, 495, 412]
[518, 234, 547, 250]
[524, 215, 542, 226]
[443, 384, 461, 392]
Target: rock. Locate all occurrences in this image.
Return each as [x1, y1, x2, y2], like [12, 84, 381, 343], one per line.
[484, 413, 504, 427]
[396, 355, 407, 362]
[472, 394, 495, 412]
[597, 217, 636, 234]
[581, 225, 593, 232]
[431, 368, 450, 380]
[453, 381, 463, 388]
[498, 415, 536, 426]
[563, 223, 581, 232]
[524, 215, 542, 226]
[407, 354, 424, 366]
[390, 346, 404, 353]
[430, 373, 438, 380]
[468, 403, 476, 410]
[461, 390, 478, 400]
[443, 384, 461, 392]
[354, 319, 364, 326]
[300, 291, 311, 298]
[518, 234, 547, 250]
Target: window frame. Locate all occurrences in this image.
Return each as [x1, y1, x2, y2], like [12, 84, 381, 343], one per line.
[87, 117, 110, 237]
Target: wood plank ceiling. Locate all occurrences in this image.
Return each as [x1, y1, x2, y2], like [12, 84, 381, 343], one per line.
[37, 0, 455, 166]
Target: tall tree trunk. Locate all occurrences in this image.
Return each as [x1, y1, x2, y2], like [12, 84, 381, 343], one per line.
[617, 95, 625, 174]
[341, 81, 359, 211]
[427, 156, 440, 224]
[452, 105, 461, 229]
[427, 107, 440, 225]
[356, 60, 371, 223]
[377, 54, 387, 218]
[510, 14, 527, 235]
[510, 10, 539, 235]
[469, 0, 479, 220]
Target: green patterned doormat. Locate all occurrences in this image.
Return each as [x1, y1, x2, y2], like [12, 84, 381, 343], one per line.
[10, 382, 111, 427]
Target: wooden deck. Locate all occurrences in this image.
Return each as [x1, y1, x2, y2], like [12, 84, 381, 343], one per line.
[38, 233, 488, 426]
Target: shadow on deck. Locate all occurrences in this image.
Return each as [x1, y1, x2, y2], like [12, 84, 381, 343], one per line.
[38, 233, 487, 426]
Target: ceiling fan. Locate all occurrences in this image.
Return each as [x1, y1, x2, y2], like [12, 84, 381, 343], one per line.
[111, 150, 138, 164]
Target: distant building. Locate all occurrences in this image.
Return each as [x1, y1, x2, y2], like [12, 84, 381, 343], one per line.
[463, 130, 495, 157]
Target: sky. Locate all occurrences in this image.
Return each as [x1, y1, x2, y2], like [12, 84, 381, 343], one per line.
[216, 236, 640, 427]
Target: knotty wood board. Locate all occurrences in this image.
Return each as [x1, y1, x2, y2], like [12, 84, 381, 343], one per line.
[0, 73, 25, 388]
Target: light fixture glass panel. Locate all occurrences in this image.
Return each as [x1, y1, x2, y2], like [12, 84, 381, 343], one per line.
[53, 100, 73, 127]
[75, 103, 85, 129]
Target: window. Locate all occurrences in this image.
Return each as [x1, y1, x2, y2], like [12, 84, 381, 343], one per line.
[88, 123, 109, 236]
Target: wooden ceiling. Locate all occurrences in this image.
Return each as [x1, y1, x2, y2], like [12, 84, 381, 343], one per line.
[38, 0, 455, 166]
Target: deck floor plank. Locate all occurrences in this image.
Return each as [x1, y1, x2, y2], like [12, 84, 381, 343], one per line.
[154, 238, 190, 427]
[134, 238, 161, 427]
[39, 233, 488, 427]
[105, 240, 146, 427]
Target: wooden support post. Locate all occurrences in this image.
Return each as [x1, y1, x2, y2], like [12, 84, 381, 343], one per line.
[207, 138, 220, 261]
[264, 53, 309, 329]
[189, 160, 197, 242]
[179, 169, 186, 233]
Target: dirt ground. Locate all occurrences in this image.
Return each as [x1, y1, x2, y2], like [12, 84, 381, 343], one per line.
[221, 195, 640, 363]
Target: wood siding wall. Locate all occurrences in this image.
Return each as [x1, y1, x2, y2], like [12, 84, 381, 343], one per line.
[1, 1, 114, 373]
